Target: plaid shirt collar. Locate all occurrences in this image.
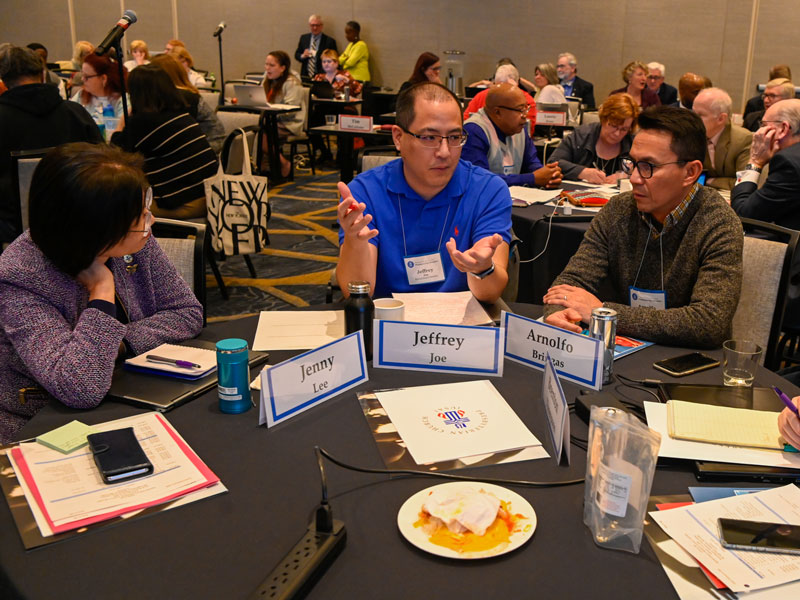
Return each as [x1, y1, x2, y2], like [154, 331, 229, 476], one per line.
[640, 182, 699, 238]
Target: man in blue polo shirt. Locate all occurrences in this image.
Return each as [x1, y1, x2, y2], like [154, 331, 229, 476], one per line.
[336, 82, 512, 302]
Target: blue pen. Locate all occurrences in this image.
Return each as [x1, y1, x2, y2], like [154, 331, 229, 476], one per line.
[772, 386, 800, 453]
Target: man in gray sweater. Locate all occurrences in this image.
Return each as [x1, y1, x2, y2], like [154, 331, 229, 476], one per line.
[543, 106, 743, 348]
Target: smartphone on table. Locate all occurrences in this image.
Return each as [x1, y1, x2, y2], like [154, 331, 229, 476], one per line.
[653, 352, 720, 377]
[717, 518, 800, 555]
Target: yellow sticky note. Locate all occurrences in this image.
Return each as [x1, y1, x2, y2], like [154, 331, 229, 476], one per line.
[36, 421, 96, 454]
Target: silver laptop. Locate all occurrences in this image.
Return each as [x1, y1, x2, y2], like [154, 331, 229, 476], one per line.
[233, 84, 268, 107]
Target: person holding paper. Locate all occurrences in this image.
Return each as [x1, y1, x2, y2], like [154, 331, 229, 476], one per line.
[543, 106, 743, 348]
[0, 143, 203, 443]
[336, 82, 512, 302]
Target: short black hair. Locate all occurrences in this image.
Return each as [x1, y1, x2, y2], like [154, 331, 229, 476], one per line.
[637, 105, 706, 163]
[29, 143, 147, 277]
[395, 82, 462, 130]
[0, 45, 44, 87]
[26, 42, 46, 57]
[346, 21, 360, 34]
[128, 64, 188, 114]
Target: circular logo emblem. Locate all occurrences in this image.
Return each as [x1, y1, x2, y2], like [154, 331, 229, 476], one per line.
[407, 260, 414, 268]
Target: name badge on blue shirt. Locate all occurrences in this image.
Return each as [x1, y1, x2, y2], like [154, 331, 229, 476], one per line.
[629, 286, 666, 310]
[503, 165, 514, 175]
[404, 252, 445, 285]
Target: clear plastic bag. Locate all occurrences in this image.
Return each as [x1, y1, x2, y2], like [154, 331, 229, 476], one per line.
[583, 406, 661, 553]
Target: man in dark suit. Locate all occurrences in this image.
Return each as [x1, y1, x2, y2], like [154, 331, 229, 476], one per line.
[556, 52, 595, 109]
[743, 79, 794, 132]
[294, 14, 337, 80]
[744, 64, 792, 119]
[731, 98, 800, 230]
[646, 62, 678, 106]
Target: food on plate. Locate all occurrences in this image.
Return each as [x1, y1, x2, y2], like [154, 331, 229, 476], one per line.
[414, 487, 527, 553]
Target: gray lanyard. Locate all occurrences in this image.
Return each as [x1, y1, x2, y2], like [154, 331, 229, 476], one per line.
[632, 221, 664, 291]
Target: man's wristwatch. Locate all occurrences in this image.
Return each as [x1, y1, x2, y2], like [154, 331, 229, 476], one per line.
[469, 261, 495, 279]
[745, 163, 763, 173]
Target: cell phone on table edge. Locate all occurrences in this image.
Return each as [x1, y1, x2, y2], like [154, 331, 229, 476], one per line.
[652, 352, 720, 377]
[717, 518, 800, 555]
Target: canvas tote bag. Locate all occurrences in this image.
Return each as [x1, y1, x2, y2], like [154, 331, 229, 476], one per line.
[204, 129, 270, 255]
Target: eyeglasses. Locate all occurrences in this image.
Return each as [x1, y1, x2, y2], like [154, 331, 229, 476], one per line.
[621, 157, 687, 179]
[400, 127, 467, 148]
[762, 93, 783, 100]
[129, 187, 153, 237]
[606, 122, 632, 134]
[646, 75, 663, 81]
[758, 119, 785, 128]
[83, 73, 101, 80]
[497, 105, 532, 116]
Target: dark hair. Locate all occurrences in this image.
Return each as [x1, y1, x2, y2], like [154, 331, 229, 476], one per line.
[637, 105, 706, 163]
[263, 50, 291, 102]
[80, 53, 127, 104]
[409, 52, 439, 84]
[128, 64, 188, 114]
[395, 82, 461, 130]
[770, 64, 792, 80]
[29, 143, 147, 277]
[151, 53, 198, 93]
[346, 21, 361, 34]
[0, 45, 44, 87]
[26, 42, 46, 57]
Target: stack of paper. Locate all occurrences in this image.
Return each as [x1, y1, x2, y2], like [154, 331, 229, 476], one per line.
[391, 291, 492, 326]
[124, 343, 217, 379]
[253, 310, 345, 350]
[508, 186, 560, 206]
[7, 412, 222, 536]
[666, 400, 784, 450]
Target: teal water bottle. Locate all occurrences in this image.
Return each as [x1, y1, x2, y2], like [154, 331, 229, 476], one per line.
[216, 338, 251, 413]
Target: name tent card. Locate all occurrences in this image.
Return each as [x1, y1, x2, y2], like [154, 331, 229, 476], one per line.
[502, 311, 602, 390]
[373, 320, 503, 376]
[542, 353, 570, 465]
[259, 332, 368, 427]
[339, 115, 373, 132]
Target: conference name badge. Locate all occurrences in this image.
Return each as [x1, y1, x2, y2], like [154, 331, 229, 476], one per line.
[373, 320, 503, 376]
[404, 252, 445, 285]
[259, 331, 368, 427]
[502, 311, 602, 390]
[628, 286, 666, 310]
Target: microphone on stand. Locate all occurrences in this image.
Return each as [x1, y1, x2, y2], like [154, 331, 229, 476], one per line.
[95, 10, 138, 56]
[213, 21, 227, 37]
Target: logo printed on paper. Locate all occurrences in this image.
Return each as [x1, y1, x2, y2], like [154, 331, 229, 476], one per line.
[438, 409, 470, 429]
[422, 406, 488, 435]
[407, 260, 414, 268]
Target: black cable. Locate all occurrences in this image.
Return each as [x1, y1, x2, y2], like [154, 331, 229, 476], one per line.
[614, 373, 663, 403]
[616, 373, 663, 389]
[315, 446, 328, 503]
[314, 446, 584, 488]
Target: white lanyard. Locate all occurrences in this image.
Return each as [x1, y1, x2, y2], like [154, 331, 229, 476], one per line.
[398, 196, 452, 257]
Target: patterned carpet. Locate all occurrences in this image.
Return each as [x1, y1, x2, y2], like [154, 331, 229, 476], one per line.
[205, 164, 341, 322]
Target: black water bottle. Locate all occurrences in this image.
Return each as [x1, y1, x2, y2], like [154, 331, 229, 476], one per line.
[344, 281, 374, 360]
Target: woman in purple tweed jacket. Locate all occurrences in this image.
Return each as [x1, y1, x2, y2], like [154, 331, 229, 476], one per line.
[0, 143, 203, 443]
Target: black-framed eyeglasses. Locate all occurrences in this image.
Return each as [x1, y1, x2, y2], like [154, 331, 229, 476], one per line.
[621, 157, 687, 179]
[762, 93, 782, 100]
[83, 73, 101, 80]
[400, 127, 467, 148]
[758, 119, 784, 128]
[497, 104, 532, 116]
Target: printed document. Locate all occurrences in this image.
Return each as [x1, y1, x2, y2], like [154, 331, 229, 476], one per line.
[391, 291, 492, 326]
[253, 310, 345, 350]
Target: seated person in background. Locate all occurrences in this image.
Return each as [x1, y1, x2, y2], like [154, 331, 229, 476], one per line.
[169, 46, 208, 88]
[26, 43, 66, 98]
[463, 64, 536, 124]
[731, 99, 800, 230]
[468, 57, 536, 94]
[676, 72, 708, 109]
[337, 82, 511, 302]
[462, 83, 562, 188]
[165, 39, 185, 53]
[262, 50, 306, 178]
[294, 14, 338, 80]
[66, 40, 94, 92]
[744, 64, 791, 118]
[556, 52, 595, 109]
[70, 52, 128, 125]
[779, 396, 800, 450]
[692, 87, 752, 190]
[111, 65, 217, 219]
[532, 63, 566, 104]
[543, 106, 743, 348]
[0, 45, 102, 242]
[646, 62, 677, 106]
[610, 61, 660, 108]
[311, 48, 362, 161]
[743, 78, 795, 132]
[0, 143, 203, 443]
[150, 53, 226, 154]
[399, 52, 442, 92]
[339, 21, 370, 84]
[123, 40, 150, 72]
[550, 92, 638, 184]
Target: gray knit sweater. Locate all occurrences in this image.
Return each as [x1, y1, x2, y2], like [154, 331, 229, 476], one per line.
[543, 187, 743, 348]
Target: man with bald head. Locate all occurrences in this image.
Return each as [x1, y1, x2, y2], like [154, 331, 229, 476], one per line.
[461, 83, 562, 188]
[743, 78, 795, 132]
[732, 98, 800, 230]
[677, 73, 708, 109]
[692, 87, 752, 190]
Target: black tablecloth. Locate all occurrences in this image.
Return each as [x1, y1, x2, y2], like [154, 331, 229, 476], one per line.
[2, 304, 797, 599]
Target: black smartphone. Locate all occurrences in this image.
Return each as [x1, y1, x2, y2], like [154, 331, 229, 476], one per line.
[718, 518, 800, 555]
[653, 352, 720, 377]
[695, 460, 800, 483]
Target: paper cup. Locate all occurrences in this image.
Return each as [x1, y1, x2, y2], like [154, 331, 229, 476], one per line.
[374, 298, 404, 321]
[325, 114, 337, 126]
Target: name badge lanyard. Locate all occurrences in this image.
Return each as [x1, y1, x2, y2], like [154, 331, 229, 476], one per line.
[399, 197, 452, 285]
[398, 197, 452, 259]
[629, 222, 666, 308]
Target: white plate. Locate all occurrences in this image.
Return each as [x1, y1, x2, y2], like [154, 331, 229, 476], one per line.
[397, 481, 536, 559]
